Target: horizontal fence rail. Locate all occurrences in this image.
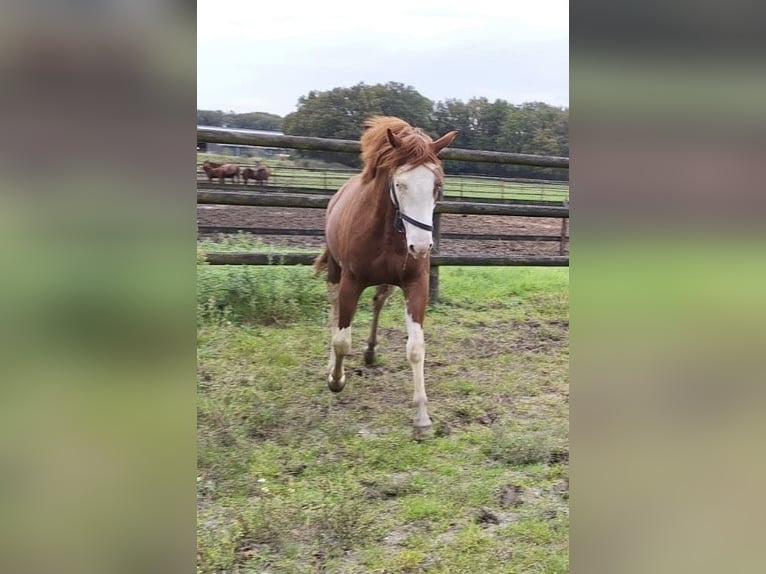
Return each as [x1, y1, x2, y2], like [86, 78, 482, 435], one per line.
[197, 225, 564, 243]
[198, 127, 569, 169]
[198, 162, 568, 186]
[197, 190, 329, 209]
[197, 191, 569, 218]
[438, 201, 568, 218]
[203, 252, 569, 267]
[197, 182, 567, 206]
[199, 226, 325, 237]
[197, 168, 569, 203]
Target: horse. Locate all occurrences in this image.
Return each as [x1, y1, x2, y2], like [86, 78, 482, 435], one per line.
[314, 116, 458, 440]
[242, 164, 270, 186]
[199, 160, 222, 174]
[202, 163, 240, 184]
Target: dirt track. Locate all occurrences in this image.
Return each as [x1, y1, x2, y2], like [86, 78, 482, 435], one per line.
[197, 205, 567, 256]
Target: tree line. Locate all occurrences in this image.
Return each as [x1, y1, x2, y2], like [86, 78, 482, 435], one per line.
[197, 110, 283, 132]
[198, 82, 568, 180]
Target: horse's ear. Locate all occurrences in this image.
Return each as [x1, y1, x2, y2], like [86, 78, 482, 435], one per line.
[387, 128, 401, 148]
[432, 130, 459, 154]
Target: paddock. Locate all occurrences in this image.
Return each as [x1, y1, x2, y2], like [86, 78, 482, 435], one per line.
[196, 127, 570, 573]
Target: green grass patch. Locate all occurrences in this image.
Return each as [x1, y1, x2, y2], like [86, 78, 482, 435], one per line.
[198, 266, 568, 572]
[197, 238, 326, 325]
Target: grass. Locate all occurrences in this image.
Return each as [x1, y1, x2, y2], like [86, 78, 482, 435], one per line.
[197, 238, 325, 326]
[197, 152, 569, 203]
[197, 263, 569, 573]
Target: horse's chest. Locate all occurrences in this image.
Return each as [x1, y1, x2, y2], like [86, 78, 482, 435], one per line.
[348, 252, 419, 287]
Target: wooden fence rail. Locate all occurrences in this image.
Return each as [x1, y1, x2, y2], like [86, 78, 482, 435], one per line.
[198, 127, 570, 169]
[197, 182, 566, 207]
[203, 252, 569, 267]
[197, 225, 563, 243]
[199, 163, 568, 186]
[196, 191, 569, 218]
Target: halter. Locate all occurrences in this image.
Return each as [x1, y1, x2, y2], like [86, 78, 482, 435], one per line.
[388, 179, 433, 233]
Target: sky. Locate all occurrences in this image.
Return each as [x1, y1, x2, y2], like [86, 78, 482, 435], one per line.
[197, 0, 568, 117]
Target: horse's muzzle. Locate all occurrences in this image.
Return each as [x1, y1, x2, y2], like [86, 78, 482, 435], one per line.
[408, 243, 432, 259]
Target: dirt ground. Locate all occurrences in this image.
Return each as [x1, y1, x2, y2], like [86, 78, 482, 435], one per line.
[197, 205, 568, 256]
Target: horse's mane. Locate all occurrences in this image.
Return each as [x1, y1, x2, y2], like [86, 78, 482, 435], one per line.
[360, 116, 442, 184]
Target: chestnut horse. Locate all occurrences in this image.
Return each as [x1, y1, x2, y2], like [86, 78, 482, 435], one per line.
[242, 164, 270, 186]
[314, 116, 458, 440]
[202, 163, 240, 184]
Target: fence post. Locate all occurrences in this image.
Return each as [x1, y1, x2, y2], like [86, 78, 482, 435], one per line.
[559, 199, 569, 255]
[429, 186, 444, 304]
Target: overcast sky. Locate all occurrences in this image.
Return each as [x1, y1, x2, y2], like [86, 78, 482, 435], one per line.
[198, 0, 568, 117]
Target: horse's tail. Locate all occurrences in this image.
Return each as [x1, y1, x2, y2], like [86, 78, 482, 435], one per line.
[313, 247, 329, 275]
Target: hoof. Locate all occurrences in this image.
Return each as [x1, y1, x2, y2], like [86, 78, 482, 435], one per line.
[413, 425, 433, 441]
[327, 374, 346, 393]
[363, 347, 376, 366]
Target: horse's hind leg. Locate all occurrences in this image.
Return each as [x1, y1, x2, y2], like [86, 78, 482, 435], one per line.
[364, 284, 395, 365]
[326, 281, 342, 389]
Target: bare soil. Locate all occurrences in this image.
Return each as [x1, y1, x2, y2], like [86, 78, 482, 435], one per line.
[197, 205, 567, 256]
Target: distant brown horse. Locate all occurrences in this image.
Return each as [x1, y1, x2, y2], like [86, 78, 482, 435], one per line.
[198, 160, 222, 177]
[242, 164, 270, 186]
[202, 163, 240, 184]
[314, 116, 458, 440]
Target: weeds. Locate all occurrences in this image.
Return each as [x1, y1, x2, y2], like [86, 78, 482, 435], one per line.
[197, 240, 326, 325]
[483, 427, 556, 466]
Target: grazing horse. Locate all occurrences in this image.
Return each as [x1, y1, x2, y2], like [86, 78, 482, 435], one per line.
[202, 163, 240, 184]
[242, 164, 270, 186]
[314, 116, 458, 440]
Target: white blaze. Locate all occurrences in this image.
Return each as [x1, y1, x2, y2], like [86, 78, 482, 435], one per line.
[393, 163, 438, 257]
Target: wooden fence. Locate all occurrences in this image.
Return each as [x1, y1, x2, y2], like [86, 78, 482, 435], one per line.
[197, 128, 569, 301]
[197, 127, 569, 168]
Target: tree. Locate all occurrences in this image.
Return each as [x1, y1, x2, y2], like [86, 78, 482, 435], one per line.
[198, 85, 568, 179]
[282, 82, 435, 165]
[197, 109, 226, 126]
[197, 110, 283, 131]
[231, 112, 283, 131]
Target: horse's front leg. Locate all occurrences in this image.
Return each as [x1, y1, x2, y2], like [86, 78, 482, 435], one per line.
[403, 280, 432, 440]
[327, 278, 362, 392]
[364, 284, 395, 365]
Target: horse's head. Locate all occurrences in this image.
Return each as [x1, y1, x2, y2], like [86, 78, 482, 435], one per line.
[387, 128, 458, 258]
